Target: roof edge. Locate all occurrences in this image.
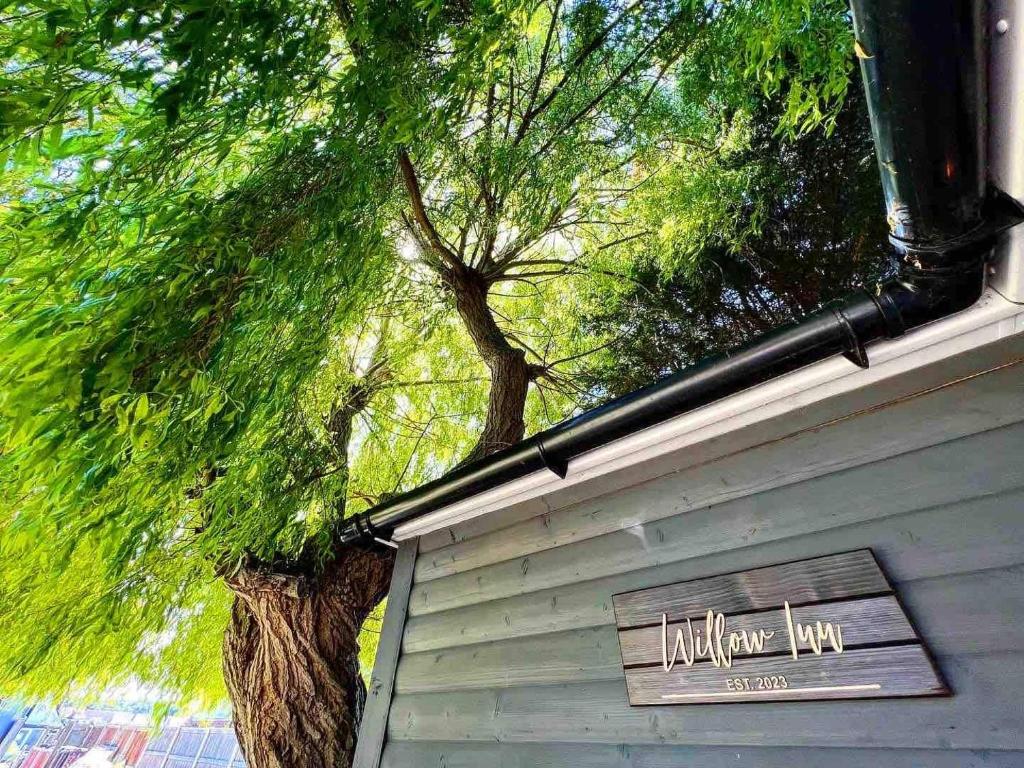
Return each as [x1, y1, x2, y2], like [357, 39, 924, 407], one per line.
[391, 283, 1024, 541]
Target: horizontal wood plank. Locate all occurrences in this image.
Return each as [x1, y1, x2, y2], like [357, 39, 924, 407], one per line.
[417, 498, 552, 555]
[395, 625, 621, 695]
[612, 550, 886, 629]
[386, 652, 1024, 749]
[409, 423, 1024, 617]
[403, 487, 1024, 652]
[382, 741, 1024, 768]
[617, 595, 915, 667]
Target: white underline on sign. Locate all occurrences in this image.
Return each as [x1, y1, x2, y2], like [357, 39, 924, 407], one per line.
[660, 684, 882, 700]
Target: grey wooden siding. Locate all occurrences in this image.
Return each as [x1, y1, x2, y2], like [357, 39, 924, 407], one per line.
[379, 357, 1024, 765]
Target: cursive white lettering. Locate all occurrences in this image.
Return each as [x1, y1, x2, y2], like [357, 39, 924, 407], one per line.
[783, 601, 844, 659]
[661, 611, 776, 670]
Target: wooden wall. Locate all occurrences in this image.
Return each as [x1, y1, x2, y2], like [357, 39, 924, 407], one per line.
[369, 356, 1024, 766]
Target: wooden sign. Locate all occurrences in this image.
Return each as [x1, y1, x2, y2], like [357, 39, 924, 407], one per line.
[612, 550, 948, 705]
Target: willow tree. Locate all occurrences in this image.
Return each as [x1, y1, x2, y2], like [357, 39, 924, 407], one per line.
[0, 0, 855, 765]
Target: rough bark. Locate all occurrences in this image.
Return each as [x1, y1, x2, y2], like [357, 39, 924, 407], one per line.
[467, 344, 532, 461]
[444, 265, 538, 462]
[223, 545, 395, 768]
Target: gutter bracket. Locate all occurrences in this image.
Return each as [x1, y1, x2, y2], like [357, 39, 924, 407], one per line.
[536, 440, 569, 479]
[352, 514, 399, 550]
[835, 307, 871, 369]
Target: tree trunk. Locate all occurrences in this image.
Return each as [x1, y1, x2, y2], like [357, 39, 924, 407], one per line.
[445, 266, 537, 462]
[463, 344, 532, 462]
[223, 545, 395, 768]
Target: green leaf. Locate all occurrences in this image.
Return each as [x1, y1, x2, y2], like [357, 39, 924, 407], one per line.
[45, 122, 63, 155]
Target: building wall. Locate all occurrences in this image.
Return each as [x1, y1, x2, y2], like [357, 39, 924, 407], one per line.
[373, 350, 1024, 766]
[136, 725, 243, 768]
[6, 718, 244, 768]
[5, 717, 150, 768]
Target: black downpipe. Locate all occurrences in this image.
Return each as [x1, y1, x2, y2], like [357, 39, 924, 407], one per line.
[853, 0, 994, 331]
[856, 0, 986, 246]
[339, 0, 1020, 546]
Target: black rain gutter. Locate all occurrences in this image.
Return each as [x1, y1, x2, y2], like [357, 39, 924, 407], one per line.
[339, 0, 1023, 547]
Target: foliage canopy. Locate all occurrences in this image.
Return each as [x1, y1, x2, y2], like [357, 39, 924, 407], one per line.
[0, 0, 864, 704]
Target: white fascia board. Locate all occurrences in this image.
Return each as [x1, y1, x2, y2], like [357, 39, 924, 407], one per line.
[393, 285, 1024, 541]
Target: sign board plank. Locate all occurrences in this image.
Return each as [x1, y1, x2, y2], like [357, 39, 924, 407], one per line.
[612, 550, 890, 628]
[618, 595, 916, 667]
[624, 645, 948, 705]
[612, 550, 947, 705]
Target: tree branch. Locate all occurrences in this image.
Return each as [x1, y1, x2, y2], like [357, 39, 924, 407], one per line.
[398, 150, 463, 270]
[530, 7, 699, 163]
[542, 335, 620, 370]
[514, 0, 644, 145]
[517, 0, 563, 138]
[491, 269, 573, 281]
